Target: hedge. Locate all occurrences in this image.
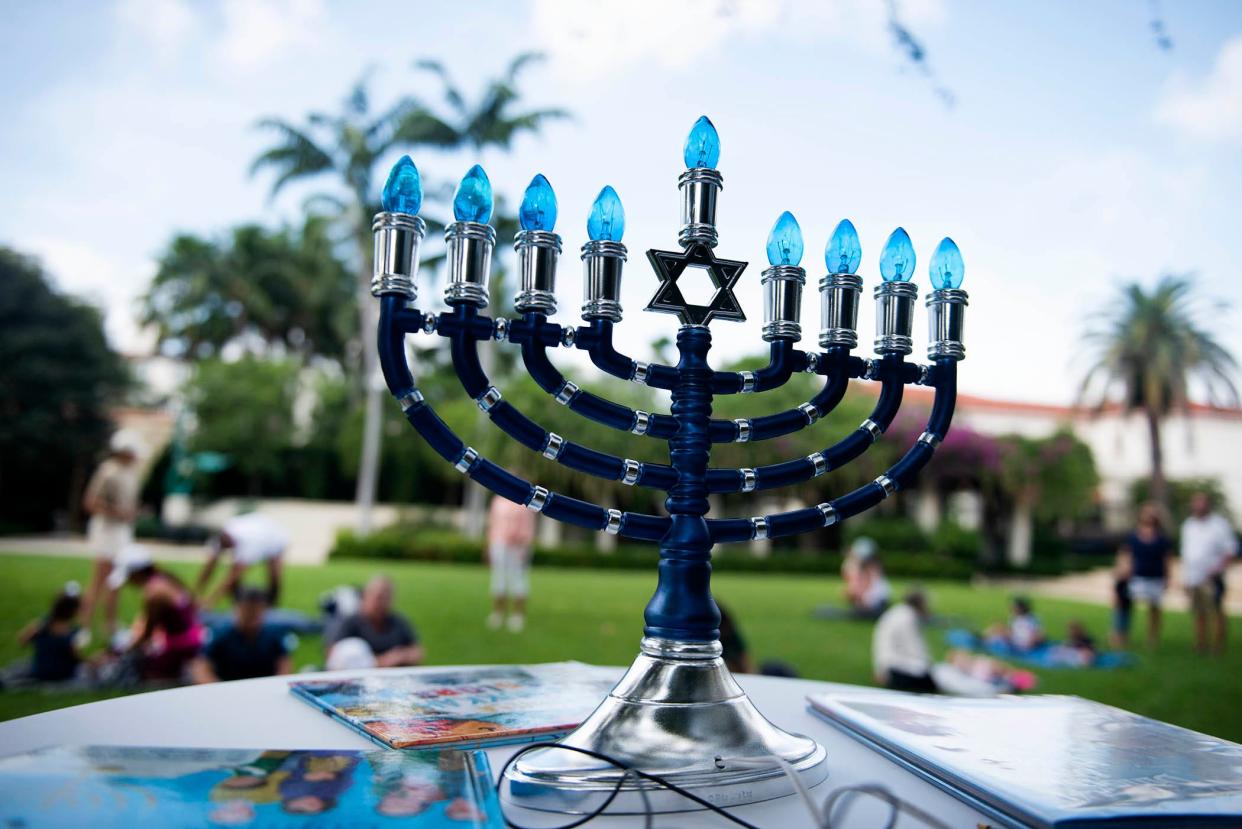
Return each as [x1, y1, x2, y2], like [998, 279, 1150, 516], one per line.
[329, 525, 977, 580]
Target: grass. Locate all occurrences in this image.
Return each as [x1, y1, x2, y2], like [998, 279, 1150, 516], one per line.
[2, 553, 1240, 742]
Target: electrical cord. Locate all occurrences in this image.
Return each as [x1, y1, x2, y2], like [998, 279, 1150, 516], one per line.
[496, 743, 953, 829]
[496, 743, 762, 829]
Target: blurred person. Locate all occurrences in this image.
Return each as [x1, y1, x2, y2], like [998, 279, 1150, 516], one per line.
[984, 596, 1045, 653]
[191, 587, 295, 683]
[196, 512, 288, 609]
[1180, 492, 1238, 654]
[873, 589, 937, 692]
[325, 576, 423, 669]
[79, 429, 144, 638]
[1121, 502, 1173, 647]
[716, 602, 755, 674]
[2, 583, 84, 686]
[108, 544, 205, 682]
[842, 537, 890, 619]
[1109, 545, 1133, 649]
[486, 494, 536, 632]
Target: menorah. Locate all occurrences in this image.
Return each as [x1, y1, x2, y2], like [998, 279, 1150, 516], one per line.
[369, 116, 968, 814]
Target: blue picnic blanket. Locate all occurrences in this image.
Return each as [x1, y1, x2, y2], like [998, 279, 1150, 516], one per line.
[945, 629, 1134, 669]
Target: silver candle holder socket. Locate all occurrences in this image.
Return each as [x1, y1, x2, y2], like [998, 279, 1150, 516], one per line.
[513, 230, 562, 315]
[818, 273, 863, 348]
[760, 265, 805, 342]
[927, 288, 968, 360]
[444, 221, 496, 308]
[370, 212, 426, 300]
[678, 168, 723, 248]
[873, 280, 919, 355]
[581, 240, 627, 322]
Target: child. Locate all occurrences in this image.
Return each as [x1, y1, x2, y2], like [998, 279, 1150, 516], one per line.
[984, 596, 1045, 654]
[11, 584, 84, 684]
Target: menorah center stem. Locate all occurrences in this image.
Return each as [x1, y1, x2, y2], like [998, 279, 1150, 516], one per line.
[644, 324, 720, 642]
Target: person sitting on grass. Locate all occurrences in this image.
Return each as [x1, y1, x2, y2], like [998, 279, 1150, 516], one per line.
[191, 587, 295, 683]
[108, 545, 205, 683]
[873, 589, 937, 692]
[984, 596, 1045, 654]
[325, 576, 423, 670]
[842, 537, 891, 619]
[1, 583, 85, 687]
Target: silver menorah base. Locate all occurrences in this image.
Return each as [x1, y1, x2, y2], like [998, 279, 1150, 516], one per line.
[501, 637, 829, 815]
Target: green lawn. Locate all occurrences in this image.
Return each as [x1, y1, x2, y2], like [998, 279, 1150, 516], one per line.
[2, 553, 1240, 742]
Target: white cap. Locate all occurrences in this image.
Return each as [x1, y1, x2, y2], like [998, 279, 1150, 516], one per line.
[850, 536, 877, 560]
[326, 637, 377, 671]
[110, 429, 144, 457]
[107, 543, 153, 590]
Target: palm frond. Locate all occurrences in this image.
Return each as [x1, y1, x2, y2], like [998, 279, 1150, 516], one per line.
[414, 59, 467, 115]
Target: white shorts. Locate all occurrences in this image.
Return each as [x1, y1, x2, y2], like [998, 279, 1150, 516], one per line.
[1129, 577, 1166, 604]
[489, 544, 530, 598]
[87, 518, 132, 561]
[234, 544, 284, 567]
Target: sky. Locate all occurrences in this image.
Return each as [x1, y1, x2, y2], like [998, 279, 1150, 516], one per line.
[2, 0, 1241, 405]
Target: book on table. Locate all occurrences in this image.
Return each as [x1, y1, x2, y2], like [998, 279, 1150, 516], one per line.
[807, 688, 1242, 828]
[0, 744, 503, 828]
[289, 661, 619, 750]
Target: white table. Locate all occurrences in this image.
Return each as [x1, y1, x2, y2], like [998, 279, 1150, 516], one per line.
[0, 667, 991, 828]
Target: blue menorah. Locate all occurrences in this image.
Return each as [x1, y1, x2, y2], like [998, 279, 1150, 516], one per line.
[370, 115, 967, 814]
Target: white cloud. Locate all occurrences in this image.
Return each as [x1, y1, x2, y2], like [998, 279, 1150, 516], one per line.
[532, 0, 945, 84]
[214, 0, 328, 73]
[1155, 33, 1242, 142]
[115, 0, 197, 57]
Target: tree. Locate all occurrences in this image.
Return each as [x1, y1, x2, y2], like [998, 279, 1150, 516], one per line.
[1080, 276, 1238, 508]
[183, 357, 300, 495]
[251, 55, 565, 533]
[142, 216, 353, 362]
[0, 248, 129, 531]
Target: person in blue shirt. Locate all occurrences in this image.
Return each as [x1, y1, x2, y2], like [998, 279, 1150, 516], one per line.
[4, 584, 84, 686]
[191, 587, 293, 683]
[1118, 503, 1173, 648]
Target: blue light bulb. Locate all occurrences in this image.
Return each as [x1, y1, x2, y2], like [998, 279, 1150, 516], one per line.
[824, 219, 862, 275]
[766, 211, 804, 266]
[519, 173, 557, 232]
[452, 164, 493, 224]
[929, 237, 964, 290]
[380, 155, 422, 215]
[587, 185, 625, 242]
[879, 227, 916, 282]
[683, 115, 721, 169]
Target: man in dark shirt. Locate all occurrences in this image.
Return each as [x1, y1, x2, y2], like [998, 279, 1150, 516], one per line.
[191, 587, 293, 683]
[326, 576, 423, 669]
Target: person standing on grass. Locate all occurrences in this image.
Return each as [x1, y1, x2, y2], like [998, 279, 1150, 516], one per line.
[79, 430, 145, 640]
[1180, 492, 1238, 654]
[486, 494, 536, 633]
[1120, 503, 1173, 648]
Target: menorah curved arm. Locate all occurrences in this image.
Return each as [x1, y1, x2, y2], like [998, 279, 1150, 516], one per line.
[378, 296, 674, 541]
[707, 359, 958, 543]
[440, 305, 680, 490]
[703, 353, 909, 494]
[510, 312, 868, 444]
[577, 319, 803, 394]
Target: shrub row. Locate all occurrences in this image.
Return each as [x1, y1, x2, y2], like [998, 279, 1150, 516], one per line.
[330, 525, 976, 580]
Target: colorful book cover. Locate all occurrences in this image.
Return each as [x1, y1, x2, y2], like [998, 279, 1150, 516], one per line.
[808, 689, 1242, 828]
[0, 745, 504, 828]
[289, 662, 618, 750]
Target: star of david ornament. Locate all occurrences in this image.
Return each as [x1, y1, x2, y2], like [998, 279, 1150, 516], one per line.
[644, 243, 747, 326]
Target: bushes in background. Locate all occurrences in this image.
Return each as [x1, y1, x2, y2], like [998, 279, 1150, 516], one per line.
[330, 524, 976, 580]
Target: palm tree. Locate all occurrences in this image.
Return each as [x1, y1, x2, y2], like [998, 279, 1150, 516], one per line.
[1080, 275, 1238, 507]
[251, 56, 565, 533]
